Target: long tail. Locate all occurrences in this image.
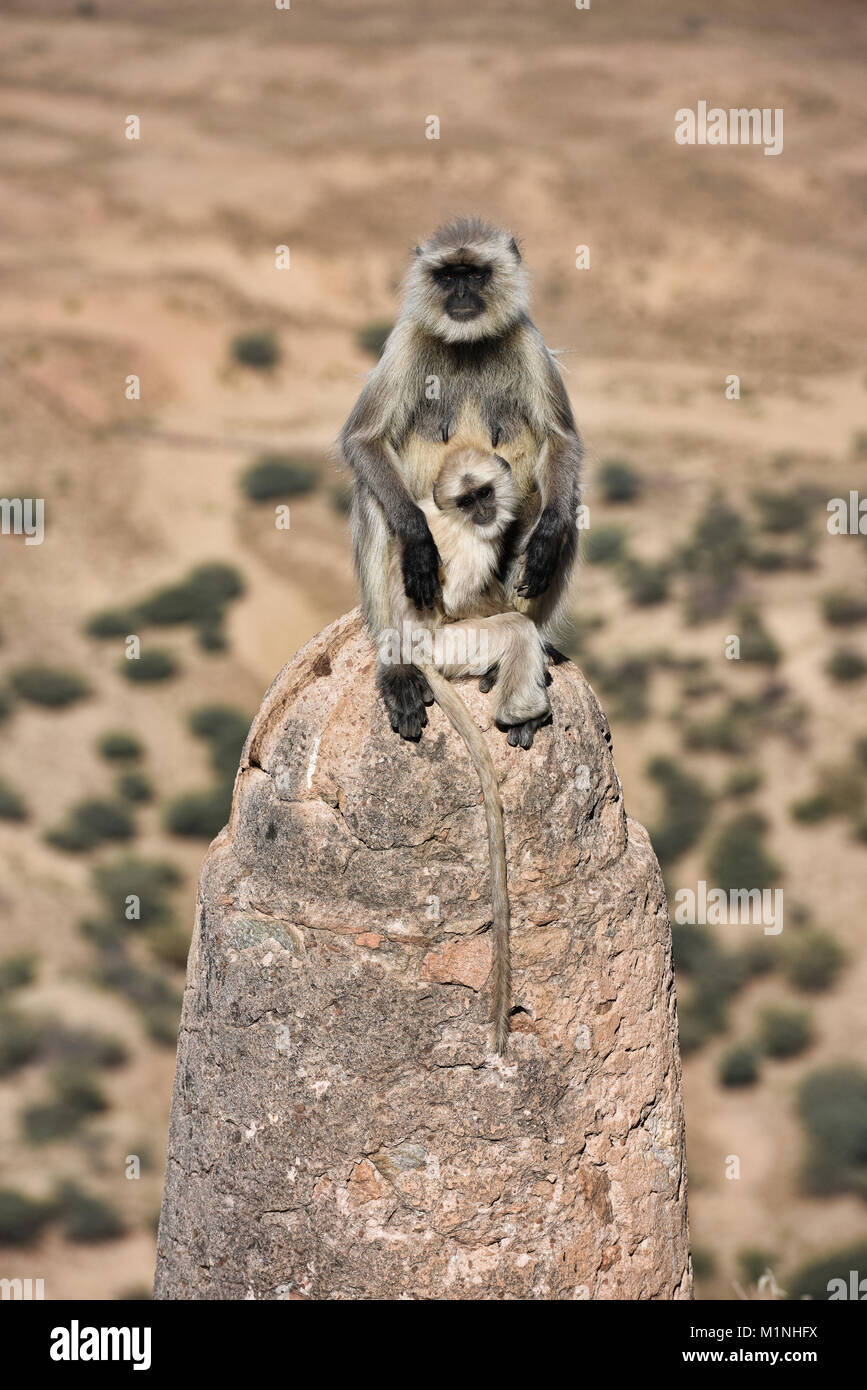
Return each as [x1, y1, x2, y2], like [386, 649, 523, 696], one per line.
[420, 665, 511, 1054]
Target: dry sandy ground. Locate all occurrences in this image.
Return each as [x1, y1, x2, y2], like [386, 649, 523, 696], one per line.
[0, 0, 866, 1298]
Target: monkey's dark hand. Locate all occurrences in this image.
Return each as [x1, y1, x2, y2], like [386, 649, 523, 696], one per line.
[378, 663, 434, 742]
[401, 513, 442, 611]
[516, 507, 571, 600]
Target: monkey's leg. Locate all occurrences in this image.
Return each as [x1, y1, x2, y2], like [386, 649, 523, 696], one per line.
[434, 615, 550, 749]
[488, 616, 551, 748]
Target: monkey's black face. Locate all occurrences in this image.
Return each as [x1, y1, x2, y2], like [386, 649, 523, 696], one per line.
[456, 479, 497, 527]
[433, 263, 491, 321]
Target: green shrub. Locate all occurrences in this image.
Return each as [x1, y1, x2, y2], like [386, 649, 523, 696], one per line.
[683, 708, 745, 754]
[136, 562, 244, 627]
[621, 560, 669, 607]
[0, 685, 13, 722]
[718, 1043, 760, 1087]
[188, 705, 250, 780]
[330, 483, 353, 515]
[599, 459, 642, 503]
[54, 1182, 125, 1243]
[854, 735, 867, 769]
[70, 799, 134, 842]
[647, 757, 712, 866]
[584, 654, 651, 722]
[196, 615, 226, 651]
[814, 765, 865, 817]
[117, 770, 153, 803]
[790, 792, 833, 823]
[0, 778, 27, 821]
[22, 1068, 108, 1143]
[141, 999, 181, 1046]
[752, 487, 810, 535]
[0, 1188, 50, 1245]
[690, 1247, 716, 1280]
[146, 923, 190, 969]
[92, 856, 181, 928]
[241, 455, 318, 501]
[826, 647, 867, 683]
[736, 940, 778, 979]
[583, 526, 625, 565]
[822, 589, 867, 627]
[85, 608, 139, 639]
[231, 330, 280, 369]
[0, 953, 36, 995]
[10, 665, 90, 708]
[738, 1248, 777, 1286]
[46, 798, 135, 855]
[789, 1241, 867, 1300]
[785, 931, 844, 993]
[95, 952, 181, 1046]
[735, 607, 781, 665]
[40, 1025, 127, 1070]
[136, 585, 209, 627]
[356, 321, 393, 358]
[758, 1006, 813, 1058]
[44, 820, 98, 853]
[672, 928, 749, 1054]
[164, 787, 230, 840]
[679, 493, 751, 622]
[184, 562, 244, 605]
[96, 730, 143, 762]
[0, 1010, 41, 1076]
[723, 765, 763, 797]
[797, 1065, 867, 1198]
[707, 812, 780, 892]
[119, 649, 178, 683]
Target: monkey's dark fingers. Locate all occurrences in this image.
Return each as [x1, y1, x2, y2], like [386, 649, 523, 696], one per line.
[518, 509, 571, 600]
[498, 711, 551, 750]
[401, 529, 442, 611]
[379, 663, 431, 741]
[479, 663, 500, 694]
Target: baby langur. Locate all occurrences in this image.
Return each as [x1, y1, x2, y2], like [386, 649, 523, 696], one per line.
[384, 448, 550, 1053]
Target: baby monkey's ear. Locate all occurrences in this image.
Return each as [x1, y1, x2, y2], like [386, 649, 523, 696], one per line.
[432, 481, 444, 510]
[493, 454, 511, 473]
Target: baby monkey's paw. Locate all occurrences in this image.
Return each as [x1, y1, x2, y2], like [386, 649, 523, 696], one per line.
[496, 710, 552, 750]
[478, 662, 499, 694]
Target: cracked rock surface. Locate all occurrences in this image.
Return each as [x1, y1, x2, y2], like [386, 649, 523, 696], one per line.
[154, 610, 691, 1300]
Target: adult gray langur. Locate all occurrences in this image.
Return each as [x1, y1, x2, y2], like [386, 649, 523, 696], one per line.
[341, 216, 583, 747]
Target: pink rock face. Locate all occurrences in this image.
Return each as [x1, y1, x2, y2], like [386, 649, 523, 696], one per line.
[154, 610, 692, 1301]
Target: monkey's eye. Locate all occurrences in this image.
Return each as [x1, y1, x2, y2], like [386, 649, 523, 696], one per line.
[469, 272, 484, 285]
[440, 272, 453, 286]
[457, 495, 473, 509]
[476, 486, 493, 501]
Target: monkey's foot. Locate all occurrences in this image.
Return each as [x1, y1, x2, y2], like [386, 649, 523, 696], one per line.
[478, 662, 499, 694]
[378, 663, 433, 741]
[496, 710, 552, 750]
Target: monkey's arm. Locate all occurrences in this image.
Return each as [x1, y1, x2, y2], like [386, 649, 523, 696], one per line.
[517, 350, 582, 610]
[342, 389, 441, 611]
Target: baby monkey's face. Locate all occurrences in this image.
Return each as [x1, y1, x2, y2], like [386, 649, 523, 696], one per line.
[456, 473, 498, 528]
[435, 450, 515, 534]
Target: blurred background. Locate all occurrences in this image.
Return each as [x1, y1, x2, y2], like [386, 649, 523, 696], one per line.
[0, 0, 866, 1300]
